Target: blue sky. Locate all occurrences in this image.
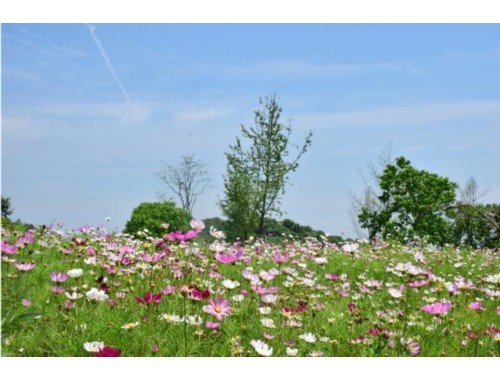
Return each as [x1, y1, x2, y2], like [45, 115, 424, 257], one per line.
[2, 23, 500, 236]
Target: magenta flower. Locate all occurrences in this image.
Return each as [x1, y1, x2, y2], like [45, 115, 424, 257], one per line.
[95, 346, 122, 357]
[421, 301, 452, 315]
[205, 321, 220, 329]
[188, 288, 210, 301]
[215, 248, 244, 264]
[203, 297, 232, 321]
[51, 286, 65, 293]
[135, 292, 162, 304]
[51, 272, 69, 283]
[15, 262, 36, 271]
[161, 285, 176, 295]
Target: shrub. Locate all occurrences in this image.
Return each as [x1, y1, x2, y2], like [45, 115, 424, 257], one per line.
[124, 202, 192, 238]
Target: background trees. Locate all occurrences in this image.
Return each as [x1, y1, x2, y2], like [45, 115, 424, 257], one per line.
[124, 201, 192, 238]
[2, 196, 14, 219]
[220, 94, 312, 240]
[155, 154, 211, 214]
[358, 156, 458, 245]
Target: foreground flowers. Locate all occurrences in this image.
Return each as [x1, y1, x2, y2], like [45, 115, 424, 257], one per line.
[95, 346, 122, 357]
[86, 288, 109, 302]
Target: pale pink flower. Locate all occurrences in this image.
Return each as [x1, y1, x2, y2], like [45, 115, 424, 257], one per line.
[51, 272, 69, 283]
[15, 262, 36, 271]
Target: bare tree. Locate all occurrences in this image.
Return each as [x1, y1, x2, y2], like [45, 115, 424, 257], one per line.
[459, 176, 489, 205]
[348, 142, 394, 239]
[155, 154, 211, 214]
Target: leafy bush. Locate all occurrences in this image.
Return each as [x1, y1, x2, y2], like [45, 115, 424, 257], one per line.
[124, 202, 192, 238]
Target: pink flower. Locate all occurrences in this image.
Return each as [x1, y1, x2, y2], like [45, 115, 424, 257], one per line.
[161, 285, 176, 295]
[205, 321, 220, 329]
[215, 248, 244, 264]
[135, 292, 162, 304]
[203, 297, 232, 321]
[407, 280, 429, 288]
[421, 301, 452, 315]
[51, 272, 69, 283]
[468, 302, 486, 310]
[271, 253, 289, 263]
[21, 299, 32, 306]
[401, 338, 421, 355]
[2, 242, 17, 254]
[51, 286, 65, 293]
[15, 262, 36, 271]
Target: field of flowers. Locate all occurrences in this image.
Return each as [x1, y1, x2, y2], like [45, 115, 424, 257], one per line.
[1, 221, 499, 357]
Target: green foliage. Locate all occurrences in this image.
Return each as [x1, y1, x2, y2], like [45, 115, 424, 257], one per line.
[220, 94, 313, 238]
[124, 201, 192, 238]
[2, 196, 14, 219]
[359, 157, 458, 245]
[451, 203, 500, 248]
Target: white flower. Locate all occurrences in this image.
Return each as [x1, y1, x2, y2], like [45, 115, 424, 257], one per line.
[342, 243, 359, 253]
[299, 333, 317, 343]
[185, 315, 203, 326]
[232, 294, 245, 302]
[260, 318, 276, 328]
[190, 219, 205, 231]
[86, 287, 109, 302]
[210, 226, 225, 240]
[258, 306, 272, 315]
[83, 341, 104, 352]
[314, 257, 328, 265]
[161, 313, 184, 323]
[65, 292, 83, 300]
[286, 347, 298, 356]
[67, 268, 83, 278]
[222, 279, 240, 289]
[250, 339, 273, 357]
[121, 322, 140, 329]
[388, 286, 404, 298]
[261, 294, 279, 304]
[84, 257, 97, 266]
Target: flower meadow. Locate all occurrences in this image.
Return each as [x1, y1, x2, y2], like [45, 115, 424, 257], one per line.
[1, 222, 499, 357]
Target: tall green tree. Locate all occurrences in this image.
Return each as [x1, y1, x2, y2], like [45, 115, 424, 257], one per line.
[358, 157, 458, 245]
[220, 94, 313, 239]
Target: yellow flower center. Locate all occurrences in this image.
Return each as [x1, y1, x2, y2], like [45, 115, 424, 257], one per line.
[215, 306, 222, 313]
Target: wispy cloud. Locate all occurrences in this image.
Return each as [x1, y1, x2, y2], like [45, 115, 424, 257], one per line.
[85, 24, 131, 104]
[174, 105, 238, 122]
[189, 59, 415, 79]
[293, 99, 500, 130]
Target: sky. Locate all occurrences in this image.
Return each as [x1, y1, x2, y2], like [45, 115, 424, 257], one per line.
[2, 23, 500, 237]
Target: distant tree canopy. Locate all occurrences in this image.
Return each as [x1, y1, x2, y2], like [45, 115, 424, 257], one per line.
[2, 196, 14, 219]
[124, 202, 192, 238]
[359, 157, 458, 245]
[198, 216, 342, 244]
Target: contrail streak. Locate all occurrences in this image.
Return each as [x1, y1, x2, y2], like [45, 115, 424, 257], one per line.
[85, 24, 131, 104]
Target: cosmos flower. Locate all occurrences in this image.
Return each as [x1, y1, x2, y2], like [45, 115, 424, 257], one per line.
[468, 302, 486, 310]
[250, 340, 273, 357]
[202, 297, 232, 321]
[51, 272, 69, 283]
[15, 262, 36, 271]
[95, 346, 121, 357]
[135, 292, 162, 304]
[299, 333, 317, 343]
[86, 288, 109, 302]
[67, 268, 83, 277]
[121, 322, 140, 329]
[215, 248, 244, 264]
[388, 285, 405, 298]
[83, 341, 105, 352]
[190, 219, 205, 231]
[421, 302, 452, 315]
[260, 318, 276, 328]
[286, 347, 298, 356]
